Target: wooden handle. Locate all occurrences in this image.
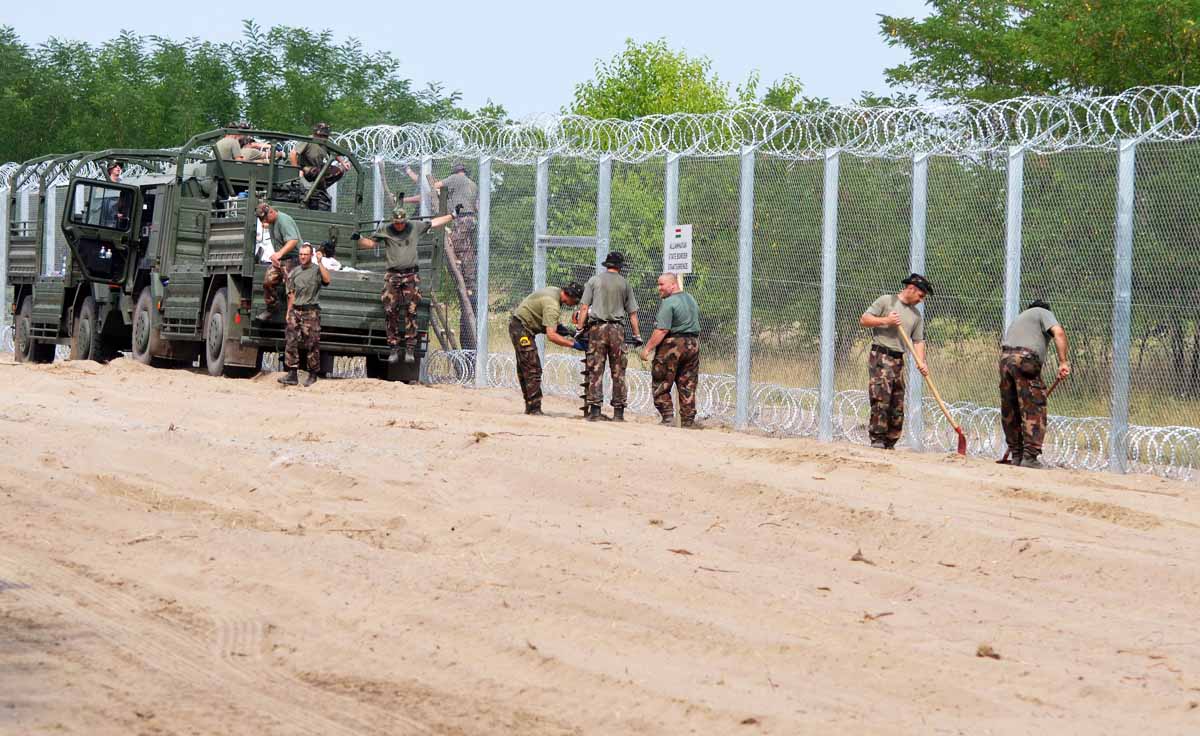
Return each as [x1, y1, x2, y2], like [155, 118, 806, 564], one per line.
[895, 322, 961, 433]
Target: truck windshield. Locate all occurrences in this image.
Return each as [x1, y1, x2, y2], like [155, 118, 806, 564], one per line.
[72, 182, 132, 231]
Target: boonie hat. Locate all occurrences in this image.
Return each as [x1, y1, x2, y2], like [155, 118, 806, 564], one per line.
[601, 251, 625, 269]
[902, 273, 933, 296]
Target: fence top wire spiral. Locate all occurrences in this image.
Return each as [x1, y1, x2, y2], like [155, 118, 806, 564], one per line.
[3, 86, 1199, 186]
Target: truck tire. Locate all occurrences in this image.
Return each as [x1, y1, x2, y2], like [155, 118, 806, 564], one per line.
[204, 287, 231, 376]
[130, 287, 164, 365]
[14, 296, 55, 364]
[69, 296, 100, 361]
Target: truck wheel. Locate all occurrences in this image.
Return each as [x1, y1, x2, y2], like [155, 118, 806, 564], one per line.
[130, 288, 159, 365]
[14, 296, 54, 364]
[204, 288, 230, 376]
[70, 296, 99, 361]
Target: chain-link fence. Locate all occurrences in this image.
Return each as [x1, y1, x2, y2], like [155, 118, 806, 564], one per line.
[5, 87, 1200, 479]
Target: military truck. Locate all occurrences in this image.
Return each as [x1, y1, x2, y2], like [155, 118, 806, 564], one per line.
[7, 129, 445, 382]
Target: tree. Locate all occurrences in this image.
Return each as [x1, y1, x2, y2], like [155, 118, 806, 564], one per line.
[569, 39, 736, 119]
[879, 0, 1200, 101]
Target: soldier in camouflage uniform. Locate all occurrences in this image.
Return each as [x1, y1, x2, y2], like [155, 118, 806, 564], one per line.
[510, 282, 585, 415]
[859, 274, 932, 449]
[999, 300, 1071, 469]
[354, 206, 455, 364]
[289, 122, 349, 210]
[578, 252, 641, 422]
[255, 203, 303, 321]
[640, 273, 702, 428]
[278, 243, 331, 387]
[426, 163, 480, 349]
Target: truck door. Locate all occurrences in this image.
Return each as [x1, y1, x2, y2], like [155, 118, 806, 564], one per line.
[61, 178, 141, 283]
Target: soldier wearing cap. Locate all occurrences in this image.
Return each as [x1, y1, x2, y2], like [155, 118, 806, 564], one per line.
[999, 300, 1071, 469]
[354, 205, 456, 364]
[289, 122, 349, 210]
[510, 282, 585, 415]
[577, 251, 641, 422]
[255, 203, 303, 321]
[859, 274, 932, 449]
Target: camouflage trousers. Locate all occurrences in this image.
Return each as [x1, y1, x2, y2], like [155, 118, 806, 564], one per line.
[585, 323, 627, 409]
[999, 349, 1048, 458]
[652, 336, 700, 422]
[509, 317, 542, 411]
[262, 260, 295, 310]
[381, 270, 421, 349]
[447, 216, 477, 349]
[284, 307, 321, 373]
[868, 348, 906, 447]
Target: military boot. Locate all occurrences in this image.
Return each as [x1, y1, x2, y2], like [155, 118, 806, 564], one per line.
[870, 440, 887, 449]
[277, 369, 298, 386]
[525, 404, 543, 416]
[659, 415, 674, 425]
[387, 346, 402, 364]
[612, 408, 625, 422]
[404, 346, 417, 364]
[302, 372, 318, 387]
[681, 418, 703, 430]
[587, 405, 609, 422]
[1021, 454, 1046, 469]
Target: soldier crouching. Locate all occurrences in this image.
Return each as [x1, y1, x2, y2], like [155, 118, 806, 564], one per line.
[278, 243, 331, 387]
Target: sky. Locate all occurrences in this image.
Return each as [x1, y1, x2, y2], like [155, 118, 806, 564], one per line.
[4, 0, 930, 117]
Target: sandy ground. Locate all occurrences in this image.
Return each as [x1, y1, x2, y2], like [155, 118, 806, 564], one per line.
[0, 358, 1198, 735]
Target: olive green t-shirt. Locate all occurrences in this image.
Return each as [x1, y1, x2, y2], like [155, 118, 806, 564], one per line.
[1003, 307, 1060, 362]
[287, 262, 324, 306]
[441, 171, 478, 215]
[582, 271, 637, 322]
[241, 143, 269, 162]
[294, 141, 327, 169]
[370, 220, 431, 271]
[270, 211, 303, 260]
[513, 287, 563, 334]
[214, 136, 242, 161]
[866, 294, 925, 351]
[654, 292, 701, 335]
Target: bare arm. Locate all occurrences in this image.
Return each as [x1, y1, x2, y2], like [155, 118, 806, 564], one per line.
[404, 165, 420, 184]
[429, 213, 455, 230]
[861, 311, 901, 328]
[629, 311, 640, 338]
[546, 329, 575, 348]
[912, 341, 929, 376]
[577, 304, 590, 326]
[1051, 325, 1071, 378]
[288, 149, 299, 167]
[274, 239, 299, 260]
[317, 257, 331, 286]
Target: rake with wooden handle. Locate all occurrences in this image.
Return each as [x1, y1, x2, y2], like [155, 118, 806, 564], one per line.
[896, 325, 967, 456]
[997, 374, 1064, 464]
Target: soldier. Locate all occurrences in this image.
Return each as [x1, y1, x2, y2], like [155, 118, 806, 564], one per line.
[254, 203, 303, 322]
[639, 273, 701, 428]
[214, 123, 246, 161]
[510, 282, 585, 415]
[858, 273, 932, 449]
[353, 206, 456, 364]
[106, 163, 122, 182]
[999, 300, 1071, 469]
[427, 163, 480, 348]
[289, 122, 349, 210]
[577, 251, 641, 422]
[278, 243, 331, 387]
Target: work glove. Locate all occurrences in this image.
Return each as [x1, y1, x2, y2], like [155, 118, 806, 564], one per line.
[572, 339, 586, 351]
[349, 231, 361, 241]
[555, 323, 577, 339]
[630, 335, 644, 347]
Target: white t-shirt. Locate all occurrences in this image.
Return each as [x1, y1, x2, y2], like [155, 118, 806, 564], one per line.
[255, 219, 275, 263]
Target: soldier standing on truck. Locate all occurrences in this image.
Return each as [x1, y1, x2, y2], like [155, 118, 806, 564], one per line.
[215, 123, 246, 161]
[353, 206, 456, 364]
[509, 282, 585, 416]
[255, 203, 303, 322]
[278, 243, 332, 387]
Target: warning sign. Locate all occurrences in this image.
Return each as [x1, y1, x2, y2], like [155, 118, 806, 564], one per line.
[663, 224, 693, 274]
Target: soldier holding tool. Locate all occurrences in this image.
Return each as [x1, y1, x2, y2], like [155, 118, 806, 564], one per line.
[999, 300, 1071, 469]
[859, 274, 932, 449]
[510, 283, 585, 415]
[578, 251, 640, 422]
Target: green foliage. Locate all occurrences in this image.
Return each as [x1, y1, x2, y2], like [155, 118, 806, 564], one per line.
[880, 0, 1200, 100]
[0, 22, 469, 163]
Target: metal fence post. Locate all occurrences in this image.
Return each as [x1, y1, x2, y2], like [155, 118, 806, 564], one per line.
[534, 156, 550, 356]
[0, 188, 8, 326]
[419, 156, 433, 217]
[43, 186, 56, 275]
[664, 152, 680, 247]
[474, 156, 492, 388]
[371, 156, 384, 223]
[818, 149, 841, 442]
[735, 146, 756, 430]
[1110, 139, 1137, 473]
[1003, 145, 1025, 331]
[596, 155, 611, 273]
[907, 152, 929, 450]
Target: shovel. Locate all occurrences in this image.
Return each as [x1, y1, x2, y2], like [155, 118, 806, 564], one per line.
[896, 327, 967, 456]
[997, 374, 1064, 464]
